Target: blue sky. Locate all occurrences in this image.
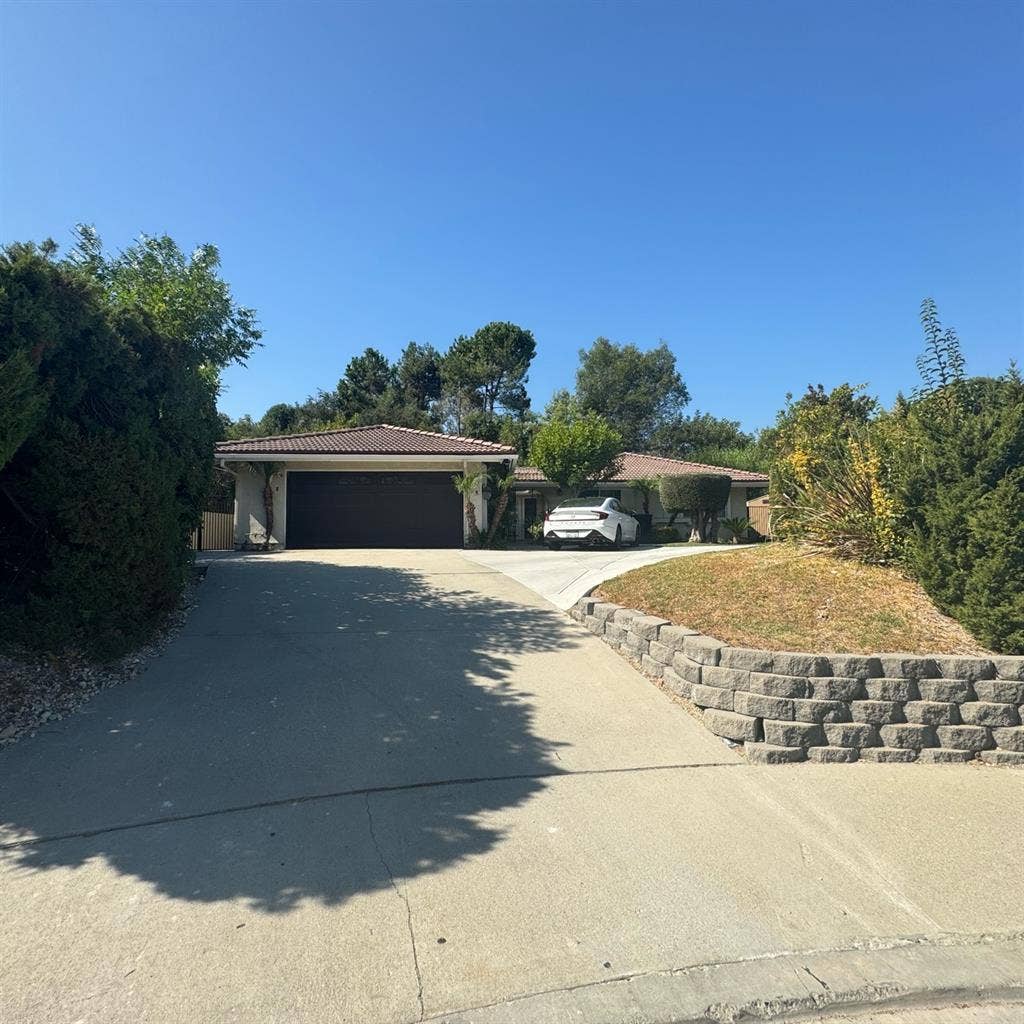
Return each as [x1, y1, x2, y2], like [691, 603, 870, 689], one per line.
[2, 1, 1020, 431]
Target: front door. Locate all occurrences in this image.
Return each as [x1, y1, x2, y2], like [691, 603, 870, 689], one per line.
[522, 497, 539, 539]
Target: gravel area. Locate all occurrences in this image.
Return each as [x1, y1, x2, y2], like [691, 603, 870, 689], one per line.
[0, 567, 206, 750]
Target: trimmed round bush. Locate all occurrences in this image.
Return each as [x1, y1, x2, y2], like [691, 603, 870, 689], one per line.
[659, 473, 731, 541]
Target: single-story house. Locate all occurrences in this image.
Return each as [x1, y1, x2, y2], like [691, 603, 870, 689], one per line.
[214, 424, 517, 549]
[511, 452, 769, 541]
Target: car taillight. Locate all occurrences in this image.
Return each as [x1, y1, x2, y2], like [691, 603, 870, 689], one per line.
[595, 511, 608, 519]
[543, 511, 549, 520]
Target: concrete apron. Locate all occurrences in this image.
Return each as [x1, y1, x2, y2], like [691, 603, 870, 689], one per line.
[461, 543, 752, 610]
[1, 549, 1022, 1024]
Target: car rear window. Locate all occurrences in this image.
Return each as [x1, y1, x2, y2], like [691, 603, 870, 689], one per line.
[556, 498, 604, 508]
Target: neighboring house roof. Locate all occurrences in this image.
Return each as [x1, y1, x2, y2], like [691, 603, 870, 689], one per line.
[513, 466, 550, 482]
[515, 450, 768, 484]
[215, 423, 517, 458]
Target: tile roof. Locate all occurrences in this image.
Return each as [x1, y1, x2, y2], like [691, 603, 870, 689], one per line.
[515, 450, 768, 484]
[513, 466, 549, 482]
[215, 423, 517, 457]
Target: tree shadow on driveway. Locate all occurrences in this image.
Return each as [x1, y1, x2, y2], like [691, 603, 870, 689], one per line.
[0, 558, 575, 913]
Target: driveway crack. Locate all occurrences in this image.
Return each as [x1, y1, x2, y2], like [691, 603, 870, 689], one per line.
[0, 763, 745, 852]
[803, 964, 830, 990]
[364, 792, 425, 1020]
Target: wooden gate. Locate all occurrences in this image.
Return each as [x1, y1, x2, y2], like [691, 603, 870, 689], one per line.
[746, 495, 773, 539]
[191, 511, 234, 551]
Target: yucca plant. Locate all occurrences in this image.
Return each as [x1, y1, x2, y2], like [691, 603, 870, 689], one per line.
[772, 436, 902, 564]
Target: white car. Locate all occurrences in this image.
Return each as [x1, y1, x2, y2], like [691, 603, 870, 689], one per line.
[543, 496, 640, 550]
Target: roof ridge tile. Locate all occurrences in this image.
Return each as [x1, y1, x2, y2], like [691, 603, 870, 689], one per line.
[514, 450, 767, 483]
[220, 423, 382, 445]
[215, 423, 516, 456]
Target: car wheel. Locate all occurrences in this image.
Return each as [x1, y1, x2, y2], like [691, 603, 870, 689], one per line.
[612, 525, 622, 550]
[547, 541, 561, 551]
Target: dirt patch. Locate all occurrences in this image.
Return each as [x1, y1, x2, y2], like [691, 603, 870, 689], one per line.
[595, 543, 987, 655]
[0, 567, 206, 749]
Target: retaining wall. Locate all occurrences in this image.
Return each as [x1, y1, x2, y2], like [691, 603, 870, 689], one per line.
[569, 596, 1024, 766]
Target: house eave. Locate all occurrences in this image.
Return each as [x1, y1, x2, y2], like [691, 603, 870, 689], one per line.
[216, 452, 516, 464]
[512, 474, 766, 488]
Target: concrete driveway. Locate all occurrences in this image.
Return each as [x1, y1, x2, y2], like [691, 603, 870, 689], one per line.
[461, 542, 750, 609]
[1, 550, 1022, 1023]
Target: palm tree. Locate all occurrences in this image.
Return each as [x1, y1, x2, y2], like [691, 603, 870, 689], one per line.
[451, 470, 484, 547]
[247, 461, 284, 550]
[485, 465, 516, 546]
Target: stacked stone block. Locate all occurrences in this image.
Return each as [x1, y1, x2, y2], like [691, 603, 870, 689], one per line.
[570, 596, 1024, 766]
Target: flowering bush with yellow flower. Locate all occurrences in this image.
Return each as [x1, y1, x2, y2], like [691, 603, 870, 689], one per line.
[768, 384, 905, 564]
[762, 303, 1022, 653]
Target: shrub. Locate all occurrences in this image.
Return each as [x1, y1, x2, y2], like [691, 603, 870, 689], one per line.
[652, 525, 680, 543]
[721, 516, 751, 543]
[771, 432, 904, 564]
[901, 371, 1024, 653]
[14, 418, 194, 657]
[659, 473, 731, 542]
[764, 382, 877, 470]
[763, 301, 1023, 653]
[0, 233, 257, 659]
[960, 468, 1024, 653]
[767, 383, 903, 564]
[0, 348, 47, 469]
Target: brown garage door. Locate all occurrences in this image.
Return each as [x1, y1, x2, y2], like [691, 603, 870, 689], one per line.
[286, 472, 465, 548]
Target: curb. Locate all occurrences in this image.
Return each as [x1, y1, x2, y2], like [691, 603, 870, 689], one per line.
[429, 932, 1024, 1023]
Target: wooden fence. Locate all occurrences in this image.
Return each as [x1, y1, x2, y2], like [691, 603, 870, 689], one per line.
[746, 495, 773, 539]
[191, 510, 234, 551]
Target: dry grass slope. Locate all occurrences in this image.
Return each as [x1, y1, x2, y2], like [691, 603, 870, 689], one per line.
[596, 543, 987, 655]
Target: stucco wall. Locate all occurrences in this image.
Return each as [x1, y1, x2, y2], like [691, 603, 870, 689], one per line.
[571, 596, 1024, 766]
[224, 460, 487, 549]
